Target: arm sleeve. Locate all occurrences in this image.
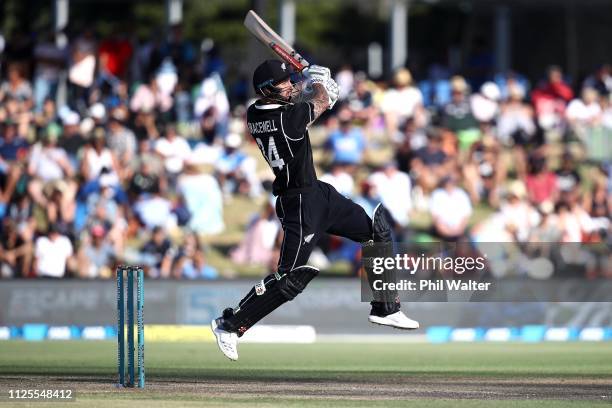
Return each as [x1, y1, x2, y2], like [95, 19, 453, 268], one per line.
[282, 102, 315, 139]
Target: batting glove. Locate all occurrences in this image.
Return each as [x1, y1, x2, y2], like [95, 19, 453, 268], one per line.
[305, 65, 331, 85]
[325, 78, 340, 109]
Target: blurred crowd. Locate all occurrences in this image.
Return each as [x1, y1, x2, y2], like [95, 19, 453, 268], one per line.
[0, 27, 610, 279]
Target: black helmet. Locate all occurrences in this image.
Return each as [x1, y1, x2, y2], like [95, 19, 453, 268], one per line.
[253, 59, 292, 96]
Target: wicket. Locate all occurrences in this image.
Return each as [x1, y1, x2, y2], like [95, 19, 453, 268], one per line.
[116, 265, 145, 388]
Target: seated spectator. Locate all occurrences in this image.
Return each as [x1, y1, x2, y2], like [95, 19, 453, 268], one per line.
[0, 209, 34, 278]
[430, 175, 472, 241]
[394, 118, 428, 174]
[141, 226, 174, 278]
[130, 75, 173, 113]
[0, 63, 33, 109]
[566, 86, 602, 138]
[215, 133, 261, 198]
[59, 112, 87, 166]
[441, 76, 479, 151]
[107, 110, 137, 175]
[555, 151, 582, 202]
[325, 108, 366, 166]
[582, 64, 612, 97]
[353, 180, 379, 218]
[381, 68, 426, 134]
[81, 127, 120, 183]
[177, 162, 224, 234]
[463, 135, 503, 207]
[27, 128, 76, 208]
[410, 129, 452, 206]
[77, 223, 115, 278]
[531, 65, 573, 130]
[174, 231, 219, 279]
[497, 83, 536, 179]
[525, 152, 558, 206]
[34, 224, 74, 278]
[499, 180, 540, 242]
[470, 81, 501, 123]
[319, 162, 355, 197]
[129, 161, 165, 200]
[134, 185, 175, 231]
[155, 123, 191, 182]
[347, 72, 377, 129]
[584, 177, 611, 237]
[368, 161, 412, 227]
[0, 121, 29, 211]
[232, 198, 281, 268]
[44, 180, 76, 226]
[32, 33, 65, 112]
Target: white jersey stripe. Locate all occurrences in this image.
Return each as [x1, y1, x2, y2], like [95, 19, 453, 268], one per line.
[290, 193, 303, 271]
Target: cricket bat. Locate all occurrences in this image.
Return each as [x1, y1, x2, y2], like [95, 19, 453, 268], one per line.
[244, 10, 309, 72]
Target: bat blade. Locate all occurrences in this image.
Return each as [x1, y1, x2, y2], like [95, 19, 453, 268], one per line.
[244, 10, 309, 71]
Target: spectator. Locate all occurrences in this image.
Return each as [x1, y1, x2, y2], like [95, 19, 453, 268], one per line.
[177, 162, 224, 234]
[130, 75, 173, 114]
[497, 83, 536, 179]
[583, 64, 612, 97]
[525, 151, 558, 206]
[566, 86, 602, 132]
[0, 63, 33, 108]
[410, 129, 452, 207]
[34, 224, 74, 278]
[59, 111, 87, 165]
[394, 118, 427, 174]
[98, 33, 133, 80]
[368, 161, 412, 227]
[214, 133, 261, 197]
[32, 32, 65, 112]
[499, 180, 540, 242]
[231, 199, 279, 271]
[27, 128, 76, 207]
[381, 68, 426, 133]
[555, 151, 582, 202]
[77, 223, 115, 278]
[470, 81, 501, 123]
[430, 175, 472, 241]
[134, 185, 175, 231]
[441, 76, 479, 150]
[141, 226, 174, 278]
[81, 127, 120, 182]
[320, 162, 355, 197]
[463, 135, 503, 207]
[325, 108, 366, 166]
[334, 64, 354, 101]
[107, 110, 137, 172]
[174, 231, 218, 279]
[155, 123, 191, 181]
[68, 29, 97, 111]
[0, 208, 34, 278]
[347, 72, 378, 129]
[531, 65, 574, 130]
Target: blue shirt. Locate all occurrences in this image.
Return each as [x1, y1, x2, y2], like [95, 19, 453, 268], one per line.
[327, 127, 366, 164]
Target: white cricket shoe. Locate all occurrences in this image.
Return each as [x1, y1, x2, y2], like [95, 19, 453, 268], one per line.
[368, 311, 420, 330]
[211, 319, 238, 361]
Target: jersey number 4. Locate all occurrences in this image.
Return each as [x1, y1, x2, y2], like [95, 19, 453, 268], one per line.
[256, 136, 285, 170]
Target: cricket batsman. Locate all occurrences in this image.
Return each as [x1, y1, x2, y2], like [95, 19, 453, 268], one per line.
[212, 60, 419, 360]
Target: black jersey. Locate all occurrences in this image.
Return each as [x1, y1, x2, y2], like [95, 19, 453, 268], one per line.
[246, 101, 318, 195]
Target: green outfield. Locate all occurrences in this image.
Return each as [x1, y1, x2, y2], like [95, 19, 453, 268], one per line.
[1, 341, 611, 407]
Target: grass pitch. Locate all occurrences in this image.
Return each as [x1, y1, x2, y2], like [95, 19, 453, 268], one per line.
[1, 341, 611, 407]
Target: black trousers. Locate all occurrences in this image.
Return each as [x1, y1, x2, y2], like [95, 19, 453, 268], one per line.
[276, 181, 373, 273]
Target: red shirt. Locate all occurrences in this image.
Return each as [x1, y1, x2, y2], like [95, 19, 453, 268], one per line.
[526, 172, 557, 204]
[99, 39, 133, 77]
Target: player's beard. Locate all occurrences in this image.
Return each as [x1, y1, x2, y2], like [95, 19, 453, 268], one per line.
[288, 80, 313, 104]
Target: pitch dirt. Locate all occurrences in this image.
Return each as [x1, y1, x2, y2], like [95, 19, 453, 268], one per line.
[1, 341, 611, 407]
